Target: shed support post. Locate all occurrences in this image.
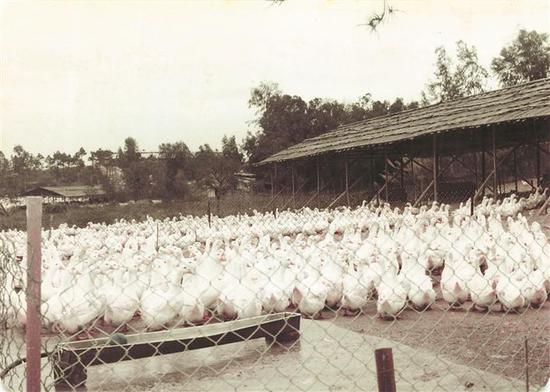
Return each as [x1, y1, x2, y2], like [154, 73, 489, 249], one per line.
[514, 149, 518, 193]
[399, 156, 404, 189]
[291, 164, 295, 209]
[535, 132, 541, 188]
[369, 155, 374, 200]
[316, 159, 320, 203]
[384, 153, 389, 202]
[433, 134, 438, 203]
[345, 158, 350, 206]
[492, 128, 497, 198]
[411, 158, 416, 201]
[270, 170, 274, 201]
[481, 148, 486, 198]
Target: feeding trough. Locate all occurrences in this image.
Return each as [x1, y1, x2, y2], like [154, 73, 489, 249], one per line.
[53, 312, 301, 390]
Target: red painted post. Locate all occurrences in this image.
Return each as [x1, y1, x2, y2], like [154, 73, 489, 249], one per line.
[26, 196, 42, 392]
[375, 347, 396, 392]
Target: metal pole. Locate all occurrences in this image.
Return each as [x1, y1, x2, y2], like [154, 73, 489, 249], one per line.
[433, 134, 438, 202]
[26, 196, 42, 392]
[345, 158, 350, 206]
[492, 128, 497, 198]
[375, 348, 396, 392]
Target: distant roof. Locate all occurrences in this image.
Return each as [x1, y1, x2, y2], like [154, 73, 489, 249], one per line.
[234, 172, 256, 178]
[21, 185, 105, 198]
[257, 78, 550, 165]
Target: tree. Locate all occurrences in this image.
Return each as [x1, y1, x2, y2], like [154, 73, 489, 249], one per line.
[492, 29, 550, 86]
[194, 143, 240, 200]
[159, 141, 192, 198]
[422, 41, 488, 105]
[0, 152, 9, 177]
[118, 137, 140, 168]
[248, 81, 282, 116]
[243, 82, 419, 164]
[221, 135, 243, 164]
[89, 149, 115, 167]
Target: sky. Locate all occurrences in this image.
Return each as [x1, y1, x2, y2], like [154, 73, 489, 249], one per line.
[1, 0, 549, 158]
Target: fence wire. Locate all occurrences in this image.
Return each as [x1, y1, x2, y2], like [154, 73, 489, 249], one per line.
[0, 188, 549, 391]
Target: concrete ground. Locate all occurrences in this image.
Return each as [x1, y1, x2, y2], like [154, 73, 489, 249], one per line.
[1, 320, 541, 391]
[83, 320, 528, 392]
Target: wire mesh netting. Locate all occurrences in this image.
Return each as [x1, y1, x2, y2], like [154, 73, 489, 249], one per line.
[0, 188, 549, 391]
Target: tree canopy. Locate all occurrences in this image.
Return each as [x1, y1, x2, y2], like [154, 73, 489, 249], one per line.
[422, 41, 488, 105]
[492, 29, 550, 87]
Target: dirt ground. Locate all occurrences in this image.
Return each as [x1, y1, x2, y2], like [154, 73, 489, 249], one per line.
[326, 294, 550, 387]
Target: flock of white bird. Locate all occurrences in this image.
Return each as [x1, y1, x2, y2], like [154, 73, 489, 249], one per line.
[0, 189, 548, 338]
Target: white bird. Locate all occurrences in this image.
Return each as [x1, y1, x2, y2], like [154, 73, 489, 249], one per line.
[376, 272, 407, 320]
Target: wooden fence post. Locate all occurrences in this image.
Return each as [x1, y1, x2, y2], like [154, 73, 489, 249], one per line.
[375, 347, 396, 392]
[26, 197, 42, 392]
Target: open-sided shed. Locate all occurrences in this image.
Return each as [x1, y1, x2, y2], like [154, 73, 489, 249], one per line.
[21, 185, 106, 201]
[256, 78, 550, 207]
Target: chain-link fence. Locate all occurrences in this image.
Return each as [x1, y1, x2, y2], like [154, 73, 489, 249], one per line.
[1, 188, 549, 391]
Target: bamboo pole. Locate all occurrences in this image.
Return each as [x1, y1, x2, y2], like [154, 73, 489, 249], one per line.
[26, 197, 42, 392]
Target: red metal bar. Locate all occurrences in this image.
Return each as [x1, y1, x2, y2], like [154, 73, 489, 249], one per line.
[26, 196, 42, 392]
[375, 347, 396, 392]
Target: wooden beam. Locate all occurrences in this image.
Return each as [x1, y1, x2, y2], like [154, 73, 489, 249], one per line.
[370, 158, 412, 205]
[473, 143, 522, 201]
[266, 184, 288, 208]
[410, 158, 432, 173]
[538, 195, 550, 216]
[413, 155, 458, 207]
[327, 176, 363, 210]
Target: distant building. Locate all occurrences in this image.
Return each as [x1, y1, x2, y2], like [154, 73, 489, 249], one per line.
[21, 185, 106, 202]
[234, 171, 256, 192]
